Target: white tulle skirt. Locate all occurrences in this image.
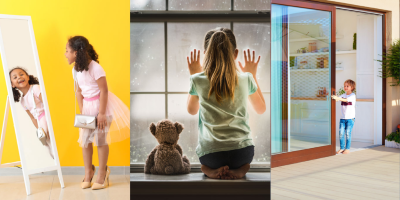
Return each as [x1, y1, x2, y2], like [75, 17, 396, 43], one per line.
[78, 91, 130, 148]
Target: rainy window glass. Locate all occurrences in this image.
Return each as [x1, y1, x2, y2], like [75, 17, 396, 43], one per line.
[131, 22, 271, 166]
[169, 0, 231, 11]
[130, 0, 166, 11]
[234, 0, 271, 11]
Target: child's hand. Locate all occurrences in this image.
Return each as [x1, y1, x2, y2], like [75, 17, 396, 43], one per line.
[331, 95, 339, 101]
[238, 49, 261, 76]
[97, 113, 107, 131]
[187, 49, 203, 75]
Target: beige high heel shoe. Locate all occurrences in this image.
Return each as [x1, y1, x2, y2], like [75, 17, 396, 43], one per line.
[92, 166, 110, 190]
[81, 165, 96, 189]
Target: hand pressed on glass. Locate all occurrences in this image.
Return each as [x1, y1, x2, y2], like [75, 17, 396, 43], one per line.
[238, 49, 261, 76]
[187, 49, 203, 75]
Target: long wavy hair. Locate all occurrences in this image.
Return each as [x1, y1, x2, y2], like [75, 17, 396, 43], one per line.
[9, 67, 39, 102]
[68, 36, 99, 72]
[203, 27, 238, 103]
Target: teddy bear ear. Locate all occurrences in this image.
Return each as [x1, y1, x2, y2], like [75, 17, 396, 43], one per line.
[174, 122, 184, 134]
[149, 123, 156, 136]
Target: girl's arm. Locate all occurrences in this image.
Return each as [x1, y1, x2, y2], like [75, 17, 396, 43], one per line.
[331, 95, 348, 102]
[249, 76, 266, 114]
[187, 94, 199, 115]
[26, 110, 38, 129]
[186, 49, 201, 115]
[239, 49, 266, 114]
[75, 82, 84, 112]
[96, 77, 108, 131]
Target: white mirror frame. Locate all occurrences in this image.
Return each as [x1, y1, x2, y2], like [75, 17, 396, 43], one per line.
[0, 14, 64, 195]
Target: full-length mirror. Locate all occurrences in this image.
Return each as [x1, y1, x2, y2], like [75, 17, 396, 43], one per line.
[0, 17, 56, 171]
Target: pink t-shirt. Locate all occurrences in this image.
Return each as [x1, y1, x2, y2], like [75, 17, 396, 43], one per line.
[72, 60, 106, 98]
[20, 84, 44, 119]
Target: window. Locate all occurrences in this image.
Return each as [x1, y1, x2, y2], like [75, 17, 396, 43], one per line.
[131, 0, 271, 168]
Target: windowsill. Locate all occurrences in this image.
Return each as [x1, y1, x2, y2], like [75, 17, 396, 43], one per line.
[131, 172, 270, 182]
[131, 172, 270, 195]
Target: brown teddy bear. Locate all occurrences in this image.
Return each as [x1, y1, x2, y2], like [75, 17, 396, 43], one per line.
[144, 119, 191, 175]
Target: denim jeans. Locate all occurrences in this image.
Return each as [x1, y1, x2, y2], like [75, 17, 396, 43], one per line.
[339, 118, 355, 150]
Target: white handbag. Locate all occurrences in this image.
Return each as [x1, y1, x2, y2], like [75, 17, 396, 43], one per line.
[73, 69, 97, 130]
[30, 85, 47, 145]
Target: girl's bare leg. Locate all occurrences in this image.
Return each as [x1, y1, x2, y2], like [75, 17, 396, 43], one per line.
[96, 144, 109, 184]
[83, 143, 94, 182]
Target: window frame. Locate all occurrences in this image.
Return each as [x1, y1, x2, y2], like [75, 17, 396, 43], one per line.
[130, 0, 271, 12]
[130, 9, 271, 172]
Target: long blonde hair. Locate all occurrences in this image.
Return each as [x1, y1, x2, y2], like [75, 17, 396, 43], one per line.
[203, 27, 238, 103]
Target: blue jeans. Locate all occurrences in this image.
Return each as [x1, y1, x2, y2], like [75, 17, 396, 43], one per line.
[339, 118, 355, 150]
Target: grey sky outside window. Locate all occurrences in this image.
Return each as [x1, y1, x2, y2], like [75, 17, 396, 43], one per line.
[235, 22, 271, 162]
[130, 94, 165, 163]
[130, 0, 166, 11]
[169, 0, 230, 11]
[130, 0, 271, 11]
[130, 23, 165, 92]
[234, 0, 271, 10]
[168, 94, 199, 162]
[234, 22, 271, 91]
[167, 22, 229, 92]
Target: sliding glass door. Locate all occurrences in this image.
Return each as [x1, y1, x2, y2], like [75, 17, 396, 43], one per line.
[271, 0, 336, 167]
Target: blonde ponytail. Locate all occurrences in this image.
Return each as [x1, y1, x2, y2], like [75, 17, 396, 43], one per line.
[203, 28, 238, 103]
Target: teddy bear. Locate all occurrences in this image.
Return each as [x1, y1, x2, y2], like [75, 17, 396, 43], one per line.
[144, 119, 191, 175]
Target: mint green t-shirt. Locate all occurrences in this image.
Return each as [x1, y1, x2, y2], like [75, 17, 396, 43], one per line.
[189, 72, 258, 157]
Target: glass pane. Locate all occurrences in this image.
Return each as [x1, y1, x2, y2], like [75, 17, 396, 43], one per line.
[234, 0, 271, 11]
[271, 4, 331, 154]
[130, 23, 165, 92]
[168, 95, 199, 163]
[248, 94, 271, 163]
[167, 22, 229, 92]
[169, 0, 230, 11]
[130, 0, 166, 10]
[234, 23, 271, 92]
[131, 94, 165, 164]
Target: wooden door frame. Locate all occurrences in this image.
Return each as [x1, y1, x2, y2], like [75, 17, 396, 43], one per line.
[271, 0, 336, 168]
[271, 0, 387, 168]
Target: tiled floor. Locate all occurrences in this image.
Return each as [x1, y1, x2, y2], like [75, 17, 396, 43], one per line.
[271, 145, 400, 200]
[289, 137, 378, 153]
[0, 170, 130, 200]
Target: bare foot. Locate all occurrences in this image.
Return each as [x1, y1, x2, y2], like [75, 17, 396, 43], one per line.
[221, 167, 236, 180]
[336, 149, 344, 154]
[342, 150, 350, 154]
[201, 165, 226, 179]
[229, 163, 250, 179]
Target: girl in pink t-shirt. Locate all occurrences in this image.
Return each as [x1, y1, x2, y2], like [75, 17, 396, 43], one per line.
[65, 36, 129, 190]
[9, 67, 54, 159]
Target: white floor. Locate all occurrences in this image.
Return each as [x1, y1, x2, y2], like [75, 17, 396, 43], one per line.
[287, 136, 378, 153]
[272, 146, 400, 200]
[0, 167, 130, 200]
[335, 139, 379, 152]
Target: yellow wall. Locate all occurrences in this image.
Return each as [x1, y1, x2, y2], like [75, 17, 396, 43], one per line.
[0, 0, 130, 166]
